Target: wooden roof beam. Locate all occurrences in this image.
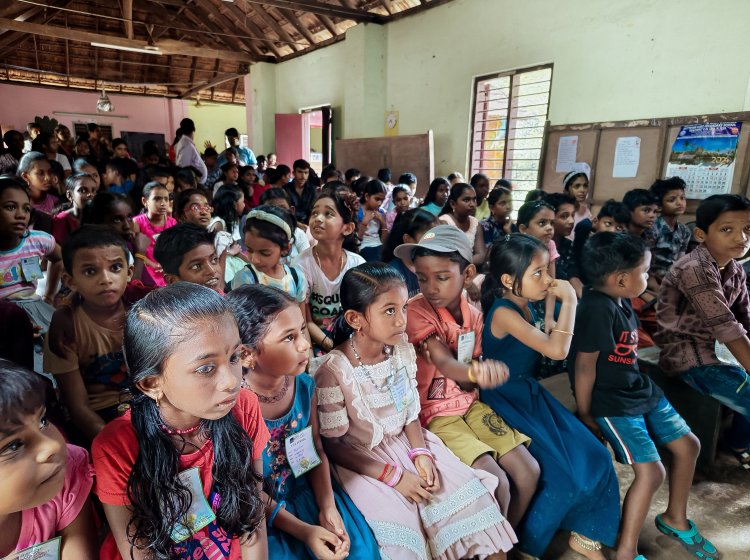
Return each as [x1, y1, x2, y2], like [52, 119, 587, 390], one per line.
[180, 71, 246, 99]
[276, 7, 316, 46]
[122, 0, 134, 39]
[203, 0, 282, 58]
[316, 13, 339, 38]
[245, 0, 384, 23]
[0, 17, 256, 63]
[245, 3, 301, 52]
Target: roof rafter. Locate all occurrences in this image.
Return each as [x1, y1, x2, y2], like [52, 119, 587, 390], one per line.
[245, 0, 384, 24]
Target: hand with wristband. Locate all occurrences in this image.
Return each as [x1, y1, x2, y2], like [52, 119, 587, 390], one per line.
[409, 447, 440, 493]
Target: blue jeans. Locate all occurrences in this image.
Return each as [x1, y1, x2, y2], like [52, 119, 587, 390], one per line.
[681, 364, 750, 449]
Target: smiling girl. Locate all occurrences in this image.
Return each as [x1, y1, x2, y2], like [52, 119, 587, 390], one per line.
[133, 181, 176, 287]
[439, 183, 487, 265]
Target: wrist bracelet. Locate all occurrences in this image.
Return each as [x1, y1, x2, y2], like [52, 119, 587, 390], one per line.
[551, 329, 574, 336]
[268, 500, 286, 527]
[377, 463, 391, 482]
[407, 447, 435, 463]
[134, 252, 147, 261]
[385, 464, 403, 487]
[467, 362, 477, 383]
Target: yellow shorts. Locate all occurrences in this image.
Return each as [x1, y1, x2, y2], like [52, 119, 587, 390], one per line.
[427, 401, 531, 466]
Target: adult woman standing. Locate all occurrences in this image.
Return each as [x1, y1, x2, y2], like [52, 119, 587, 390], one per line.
[174, 118, 208, 185]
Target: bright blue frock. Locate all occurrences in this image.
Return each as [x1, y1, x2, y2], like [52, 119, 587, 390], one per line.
[480, 298, 620, 556]
[263, 374, 379, 559]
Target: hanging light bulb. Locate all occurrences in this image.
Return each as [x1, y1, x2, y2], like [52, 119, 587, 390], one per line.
[96, 90, 114, 113]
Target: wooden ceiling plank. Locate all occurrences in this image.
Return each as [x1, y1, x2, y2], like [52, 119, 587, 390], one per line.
[245, 0, 383, 23]
[180, 5, 246, 54]
[203, 0, 281, 58]
[276, 7, 315, 46]
[378, 0, 392, 15]
[0, 17, 256, 63]
[180, 72, 245, 99]
[316, 13, 338, 37]
[122, 0, 134, 39]
[245, 3, 300, 52]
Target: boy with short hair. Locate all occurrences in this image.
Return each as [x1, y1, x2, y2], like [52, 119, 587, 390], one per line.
[398, 224, 540, 529]
[103, 158, 137, 196]
[153, 223, 223, 294]
[284, 159, 315, 223]
[647, 176, 690, 288]
[45, 225, 134, 442]
[573, 232, 715, 560]
[545, 192, 581, 295]
[656, 194, 750, 472]
[623, 189, 658, 238]
[573, 200, 631, 286]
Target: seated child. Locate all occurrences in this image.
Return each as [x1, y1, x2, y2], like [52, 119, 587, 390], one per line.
[382, 208, 438, 298]
[17, 152, 59, 214]
[132, 181, 177, 287]
[231, 206, 307, 303]
[623, 189, 658, 242]
[471, 173, 492, 221]
[385, 185, 410, 230]
[228, 285, 379, 559]
[315, 262, 517, 559]
[656, 194, 750, 472]
[573, 199, 631, 280]
[92, 283, 269, 559]
[153, 223, 224, 294]
[259, 187, 312, 259]
[481, 187, 513, 249]
[357, 180, 387, 263]
[45, 226, 134, 442]
[0, 176, 62, 332]
[0, 360, 97, 559]
[174, 188, 212, 228]
[647, 177, 690, 291]
[573, 232, 715, 560]
[53, 172, 99, 246]
[102, 158, 137, 197]
[545, 192, 582, 297]
[398, 225, 539, 528]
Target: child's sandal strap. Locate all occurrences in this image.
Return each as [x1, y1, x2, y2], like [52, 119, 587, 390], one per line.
[654, 515, 718, 559]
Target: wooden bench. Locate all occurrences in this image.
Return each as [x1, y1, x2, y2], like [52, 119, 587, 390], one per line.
[637, 346, 722, 473]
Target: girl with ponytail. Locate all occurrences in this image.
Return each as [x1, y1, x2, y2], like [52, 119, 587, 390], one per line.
[479, 234, 621, 559]
[92, 282, 268, 560]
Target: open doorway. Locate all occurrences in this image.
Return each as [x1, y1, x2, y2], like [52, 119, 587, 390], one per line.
[300, 105, 331, 175]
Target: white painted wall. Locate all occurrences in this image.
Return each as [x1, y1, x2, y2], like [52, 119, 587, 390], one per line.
[259, 0, 750, 175]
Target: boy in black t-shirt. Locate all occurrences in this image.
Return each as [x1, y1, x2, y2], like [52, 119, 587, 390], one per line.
[572, 232, 716, 560]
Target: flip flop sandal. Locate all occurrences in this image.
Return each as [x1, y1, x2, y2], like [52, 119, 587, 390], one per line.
[655, 515, 718, 559]
[730, 449, 750, 470]
[634, 556, 648, 560]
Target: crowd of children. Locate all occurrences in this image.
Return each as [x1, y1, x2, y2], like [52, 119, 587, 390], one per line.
[1, 123, 747, 560]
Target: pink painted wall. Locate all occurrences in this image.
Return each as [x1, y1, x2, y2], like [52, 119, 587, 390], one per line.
[0, 83, 188, 141]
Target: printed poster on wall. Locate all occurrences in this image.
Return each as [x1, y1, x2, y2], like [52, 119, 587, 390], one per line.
[665, 122, 742, 199]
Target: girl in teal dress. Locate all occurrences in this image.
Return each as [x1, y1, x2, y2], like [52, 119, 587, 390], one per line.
[228, 284, 378, 560]
[479, 235, 620, 560]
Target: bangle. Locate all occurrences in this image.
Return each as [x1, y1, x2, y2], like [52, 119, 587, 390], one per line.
[551, 329, 574, 336]
[377, 464, 391, 482]
[467, 361, 477, 383]
[134, 252, 147, 261]
[385, 464, 403, 487]
[268, 500, 286, 527]
[407, 448, 434, 463]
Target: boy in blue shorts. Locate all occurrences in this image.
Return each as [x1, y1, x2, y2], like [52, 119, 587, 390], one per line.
[572, 232, 716, 560]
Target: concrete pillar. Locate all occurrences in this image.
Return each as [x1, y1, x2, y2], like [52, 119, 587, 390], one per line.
[343, 23, 387, 139]
[246, 63, 277, 155]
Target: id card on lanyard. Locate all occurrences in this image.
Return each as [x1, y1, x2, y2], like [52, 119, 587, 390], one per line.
[170, 467, 217, 543]
[390, 365, 412, 412]
[456, 331, 476, 364]
[5, 537, 61, 560]
[285, 426, 322, 477]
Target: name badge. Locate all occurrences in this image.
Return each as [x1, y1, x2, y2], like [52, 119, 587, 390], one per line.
[20, 257, 44, 283]
[390, 366, 412, 413]
[170, 467, 217, 543]
[5, 537, 60, 560]
[456, 332, 476, 365]
[284, 426, 322, 478]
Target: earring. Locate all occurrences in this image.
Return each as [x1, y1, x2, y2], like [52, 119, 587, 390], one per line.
[155, 394, 161, 409]
[241, 375, 248, 389]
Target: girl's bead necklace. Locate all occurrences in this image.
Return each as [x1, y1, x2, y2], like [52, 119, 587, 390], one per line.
[350, 335, 394, 393]
[251, 375, 290, 403]
[161, 422, 201, 436]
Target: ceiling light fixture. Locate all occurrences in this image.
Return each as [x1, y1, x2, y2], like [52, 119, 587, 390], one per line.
[91, 42, 163, 55]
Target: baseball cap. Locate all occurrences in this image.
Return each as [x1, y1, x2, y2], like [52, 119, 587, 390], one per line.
[394, 224, 473, 269]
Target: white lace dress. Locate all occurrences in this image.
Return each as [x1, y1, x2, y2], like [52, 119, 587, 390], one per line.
[314, 340, 516, 559]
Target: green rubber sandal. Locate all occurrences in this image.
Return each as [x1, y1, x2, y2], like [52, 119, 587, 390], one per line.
[655, 515, 718, 559]
[634, 556, 647, 560]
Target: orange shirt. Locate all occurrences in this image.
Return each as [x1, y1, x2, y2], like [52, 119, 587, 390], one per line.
[406, 294, 481, 425]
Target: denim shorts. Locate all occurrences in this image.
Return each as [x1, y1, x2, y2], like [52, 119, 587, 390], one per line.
[595, 396, 691, 464]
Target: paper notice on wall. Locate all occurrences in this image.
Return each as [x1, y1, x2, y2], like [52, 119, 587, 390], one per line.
[555, 135, 578, 173]
[612, 136, 641, 178]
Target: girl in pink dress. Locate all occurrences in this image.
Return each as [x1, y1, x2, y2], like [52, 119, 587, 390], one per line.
[314, 262, 516, 559]
[132, 181, 176, 286]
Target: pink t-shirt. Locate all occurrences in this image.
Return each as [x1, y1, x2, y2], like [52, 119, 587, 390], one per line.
[546, 239, 559, 262]
[32, 193, 60, 215]
[132, 213, 177, 287]
[0, 230, 56, 300]
[14, 444, 93, 552]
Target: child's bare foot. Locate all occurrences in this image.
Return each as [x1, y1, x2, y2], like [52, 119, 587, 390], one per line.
[569, 532, 607, 560]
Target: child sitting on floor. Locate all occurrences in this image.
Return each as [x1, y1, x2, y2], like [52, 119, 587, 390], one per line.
[53, 172, 98, 246]
[0, 360, 97, 559]
[398, 225, 540, 528]
[44, 226, 134, 443]
[573, 232, 714, 560]
[647, 176, 690, 292]
[153, 223, 224, 294]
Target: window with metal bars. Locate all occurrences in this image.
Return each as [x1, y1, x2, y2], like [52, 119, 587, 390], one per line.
[469, 65, 552, 210]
